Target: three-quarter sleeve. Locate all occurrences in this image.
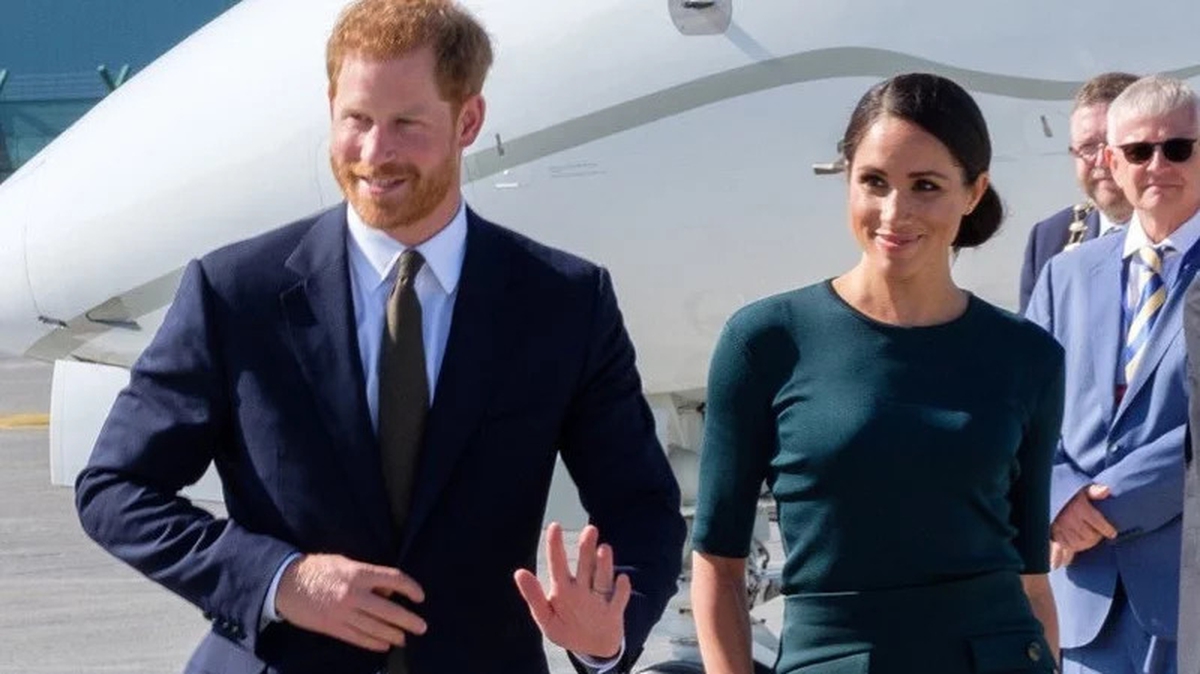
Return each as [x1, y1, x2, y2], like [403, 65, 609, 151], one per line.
[691, 321, 776, 559]
[1008, 345, 1066, 574]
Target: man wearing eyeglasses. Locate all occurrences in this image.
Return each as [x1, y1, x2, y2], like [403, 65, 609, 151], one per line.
[1019, 72, 1138, 313]
[1027, 75, 1200, 674]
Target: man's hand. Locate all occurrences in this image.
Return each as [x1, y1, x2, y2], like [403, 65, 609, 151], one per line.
[1051, 484, 1117, 554]
[1050, 541, 1075, 570]
[514, 522, 630, 661]
[275, 553, 426, 652]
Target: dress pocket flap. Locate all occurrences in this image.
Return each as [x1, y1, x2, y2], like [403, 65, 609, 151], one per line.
[968, 631, 1054, 673]
[793, 651, 871, 674]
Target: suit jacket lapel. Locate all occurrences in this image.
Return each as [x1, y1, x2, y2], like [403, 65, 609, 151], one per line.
[1086, 210, 1101, 240]
[1114, 244, 1200, 424]
[281, 205, 395, 548]
[1089, 238, 1125, 426]
[400, 211, 510, 556]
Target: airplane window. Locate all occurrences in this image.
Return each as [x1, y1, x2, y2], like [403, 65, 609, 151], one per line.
[669, 0, 732, 35]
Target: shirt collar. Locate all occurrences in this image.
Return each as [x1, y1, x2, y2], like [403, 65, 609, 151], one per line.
[345, 198, 468, 294]
[1098, 210, 1125, 237]
[1122, 207, 1200, 259]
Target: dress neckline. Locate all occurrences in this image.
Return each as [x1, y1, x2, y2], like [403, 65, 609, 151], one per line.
[822, 279, 978, 333]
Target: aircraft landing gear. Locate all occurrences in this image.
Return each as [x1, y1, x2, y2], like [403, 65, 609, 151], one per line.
[637, 395, 781, 674]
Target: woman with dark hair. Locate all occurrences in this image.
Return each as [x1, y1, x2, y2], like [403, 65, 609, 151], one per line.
[690, 73, 1064, 674]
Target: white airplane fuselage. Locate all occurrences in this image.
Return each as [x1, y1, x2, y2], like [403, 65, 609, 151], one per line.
[3, 0, 1198, 388]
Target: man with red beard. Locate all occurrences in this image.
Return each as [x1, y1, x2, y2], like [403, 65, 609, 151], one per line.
[1019, 72, 1138, 313]
[73, 1, 685, 673]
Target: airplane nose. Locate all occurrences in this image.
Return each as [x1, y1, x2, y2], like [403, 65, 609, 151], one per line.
[0, 183, 44, 357]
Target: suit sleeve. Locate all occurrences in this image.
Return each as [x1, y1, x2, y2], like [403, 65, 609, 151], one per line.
[75, 260, 298, 654]
[1019, 222, 1041, 315]
[557, 267, 686, 672]
[1024, 261, 1095, 522]
[1092, 425, 1187, 538]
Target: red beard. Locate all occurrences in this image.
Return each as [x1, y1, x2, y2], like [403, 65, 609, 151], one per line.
[332, 153, 457, 232]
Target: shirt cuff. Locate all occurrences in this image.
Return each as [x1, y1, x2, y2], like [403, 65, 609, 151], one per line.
[572, 638, 625, 673]
[259, 552, 303, 631]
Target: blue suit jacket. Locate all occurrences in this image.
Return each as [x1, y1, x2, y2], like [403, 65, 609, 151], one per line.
[75, 205, 686, 674]
[1019, 205, 1100, 314]
[1026, 232, 1196, 648]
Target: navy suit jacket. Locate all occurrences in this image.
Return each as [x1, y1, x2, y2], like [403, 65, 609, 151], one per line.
[1019, 205, 1100, 314]
[1027, 232, 1197, 648]
[75, 205, 686, 674]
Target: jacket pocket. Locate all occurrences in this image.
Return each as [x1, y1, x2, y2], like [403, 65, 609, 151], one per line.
[967, 631, 1055, 673]
[184, 631, 268, 674]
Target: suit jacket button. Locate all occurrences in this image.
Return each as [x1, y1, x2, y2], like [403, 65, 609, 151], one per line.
[1027, 641, 1043, 662]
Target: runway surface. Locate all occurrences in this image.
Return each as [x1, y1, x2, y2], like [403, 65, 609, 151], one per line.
[0, 355, 783, 672]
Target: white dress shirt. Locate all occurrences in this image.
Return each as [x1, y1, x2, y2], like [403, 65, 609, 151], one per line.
[1098, 210, 1127, 238]
[260, 199, 620, 672]
[346, 199, 467, 428]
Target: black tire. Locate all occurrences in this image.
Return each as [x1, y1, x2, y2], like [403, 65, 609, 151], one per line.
[637, 661, 773, 674]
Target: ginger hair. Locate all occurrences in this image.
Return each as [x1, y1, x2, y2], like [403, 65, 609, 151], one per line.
[326, 0, 493, 105]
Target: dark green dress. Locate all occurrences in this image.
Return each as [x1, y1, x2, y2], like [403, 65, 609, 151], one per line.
[693, 281, 1065, 674]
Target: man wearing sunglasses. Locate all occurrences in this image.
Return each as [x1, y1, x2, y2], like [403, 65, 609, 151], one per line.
[1019, 72, 1138, 313]
[1027, 74, 1200, 674]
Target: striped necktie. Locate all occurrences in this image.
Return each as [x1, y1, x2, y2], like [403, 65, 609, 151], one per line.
[1123, 245, 1169, 383]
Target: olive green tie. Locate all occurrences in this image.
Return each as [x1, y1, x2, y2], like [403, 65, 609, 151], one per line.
[378, 249, 427, 674]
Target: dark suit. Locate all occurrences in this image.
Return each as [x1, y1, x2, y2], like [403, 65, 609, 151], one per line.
[1019, 205, 1100, 313]
[1183, 275, 1200, 674]
[75, 205, 686, 674]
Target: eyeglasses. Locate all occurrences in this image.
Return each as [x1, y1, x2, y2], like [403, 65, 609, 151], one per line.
[1068, 142, 1105, 162]
[1117, 138, 1198, 164]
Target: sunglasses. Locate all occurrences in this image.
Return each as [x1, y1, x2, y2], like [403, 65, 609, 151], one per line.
[1117, 138, 1198, 164]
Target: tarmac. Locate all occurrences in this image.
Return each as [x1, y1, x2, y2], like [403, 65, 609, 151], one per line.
[0, 355, 783, 673]
[0, 356, 214, 673]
